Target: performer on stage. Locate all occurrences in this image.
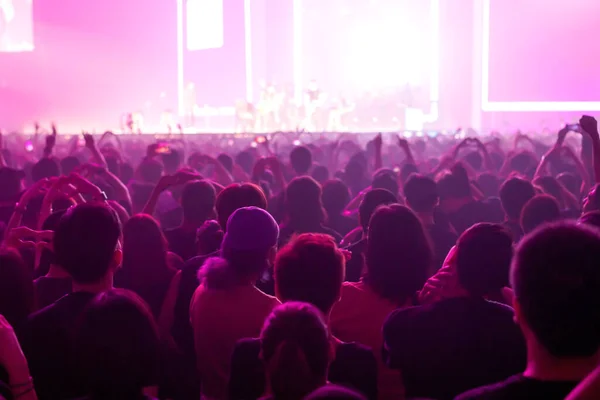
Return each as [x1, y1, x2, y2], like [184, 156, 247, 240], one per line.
[184, 82, 197, 128]
[304, 80, 326, 131]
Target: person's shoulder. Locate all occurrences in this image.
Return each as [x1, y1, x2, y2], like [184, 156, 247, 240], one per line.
[455, 375, 526, 400]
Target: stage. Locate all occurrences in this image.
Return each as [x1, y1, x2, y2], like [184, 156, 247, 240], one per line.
[0, 0, 599, 134]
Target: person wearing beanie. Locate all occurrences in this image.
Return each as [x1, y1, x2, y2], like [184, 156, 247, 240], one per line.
[190, 207, 281, 400]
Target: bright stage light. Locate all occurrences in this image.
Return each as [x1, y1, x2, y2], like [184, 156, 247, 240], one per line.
[293, 0, 440, 123]
[481, 0, 600, 112]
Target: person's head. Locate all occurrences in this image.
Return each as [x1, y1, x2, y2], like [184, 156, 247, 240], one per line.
[455, 223, 513, 296]
[358, 188, 397, 232]
[512, 222, 600, 359]
[305, 385, 367, 400]
[579, 211, 600, 230]
[520, 195, 561, 234]
[403, 174, 438, 213]
[75, 289, 160, 396]
[217, 153, 234, 173]
[499, 177, 536, 221]
[122, 214, 168, 279]
[0, 249, 33, 327]
[322, 179, 351, 217]
[201, 207, 279, 289]
[215, 183, 267, 231]
[260, 302, 331, 400]
[477, 172, 501, 198]
[285, 176, 325, 227]
[436, 171, 470, 202]
[510, 152, 537, 178]
[60, 156, 81, 176]
[290, 145, 313, 175]
[136, 158, 164, 184]
[235, 150, 255, 174]
[399, 163, 419, 186]
[365, 204, 431, 304]
[311, 165, 330, 184]
[372, 169, 399, 198]
[53, 203, 122, 285]
[275, 234, 344, 315]
[32, 158, 60, 182]
[181, 180, 216, 225]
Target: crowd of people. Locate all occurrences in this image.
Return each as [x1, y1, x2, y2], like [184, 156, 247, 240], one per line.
[0, 115, 600, 400]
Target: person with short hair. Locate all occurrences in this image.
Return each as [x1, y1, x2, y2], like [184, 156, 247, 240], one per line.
[404, 174, 457, 271]
[290, 145, 313, 176]
[20, 203, 122, 400]
[437, 164, 498, 235]
[164, 179, 216, 261]
[279, 176, 342, 246]
[383, 223, 526, 400]
[457, 222, 600, 399]
[74, 289, 161, 400]
[520, 194, 561, 234]
[229, 234, 377, 399]
[331, 204, 432, 399]
[499, 177, 536, 241]
[190, 207, 281, 399]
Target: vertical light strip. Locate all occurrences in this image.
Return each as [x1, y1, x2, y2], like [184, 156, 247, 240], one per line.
[176, 0, 184, 116]
[422, 0, 439, 123]
[471, 0, 483, 129]
[293, 0, 303, 104]
[481, 0, 491, 110]
[429, 0, 439, 103]
[244, 0, 254, 102]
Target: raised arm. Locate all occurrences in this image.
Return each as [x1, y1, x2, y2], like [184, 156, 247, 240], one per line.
[373, 133, 383, 171]
[84, 164, 132, 211]
[141, 171, 201, 216]
[201, 155, 233, 186]
[83, 133, 107, 168]
[3, 179, 49, 241]
[580, 115, 600, 185]
[398, 136, 415, 165]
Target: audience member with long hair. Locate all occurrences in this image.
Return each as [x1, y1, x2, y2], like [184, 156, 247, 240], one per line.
[117, 214, 178, 317]
[259, 302, 331, 400]
[331, 204, 432, 399]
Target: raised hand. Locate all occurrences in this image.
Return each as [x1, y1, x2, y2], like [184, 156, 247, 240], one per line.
[83, 132, 96, 149]
[397, 136, 409, 149]
[580, 115, 599, 142]
[373, 133, 383, 149]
